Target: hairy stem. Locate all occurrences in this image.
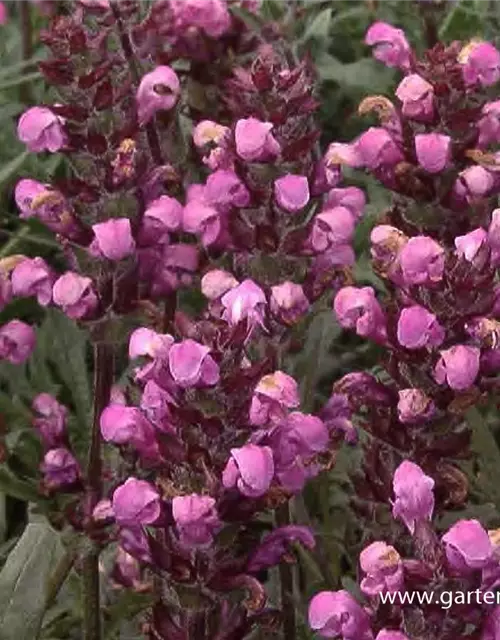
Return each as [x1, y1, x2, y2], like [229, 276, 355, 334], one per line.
[82, 342, 114, 640]
[276, 501, 296, 640]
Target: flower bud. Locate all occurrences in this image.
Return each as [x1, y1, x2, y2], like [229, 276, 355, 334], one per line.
[234, 118, 280, 162]
[392, 460, 435, 534]
[0, 320, 35, 364]
[308, 590, 372, 640]
[274, 174, 310, 212]
[395, 74, 434, 121]
[168, 339, 219, 388]
[360, 541, 404, 596]
[170, 0, 231, 38]
[399, 236, 445, 285]
[434, 344, 480, 391]
[270, 281, 309, 326]
[17, 106, 66, 153]
[308, 207, 356, 253]
[222, 444, 274, 498]
[136, 66, 180, 125]
[91, 218, 135, 261]
[32, 393, 67, 447]
[249, 371, 300, 427]
[52, 272, 98, 319]
[172, 494, 221, 549]
[355, 127, 403, 169]
[459, 40, 500, 87]
[415, 133, 451, 173]
[396, 305, 444, 349]
[11, 257, 53, 306]
[334, 286, 387, 343]
[365, 21, 411, 70]
[397, 389, 435, 424]
[41, 447, 80, 489]
[221, 279, 266, 332]
[442, 519, 492, 573]
[248, 525, 315, 572]
[112, 478, 161, 527]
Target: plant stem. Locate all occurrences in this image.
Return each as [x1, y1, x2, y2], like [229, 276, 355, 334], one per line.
[82, 342, 114, 640]
[276, 501, 296, 640]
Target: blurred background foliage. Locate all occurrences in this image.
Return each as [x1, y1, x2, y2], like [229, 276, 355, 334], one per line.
[0, 1, 500, 638]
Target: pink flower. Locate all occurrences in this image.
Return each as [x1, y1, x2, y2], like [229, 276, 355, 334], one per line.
[172, 494, 221, 549]
[52, 272, 98, 319]
[334, 286, 387, 342]
[249, 371, 300, 427]
[234, 118, 280, 162]
[139, 196, 182, 246]
[489, 209, 500, 265]
[182, 201, 222, 246]
[309, 207, 356, 253]
[17, 106, 66, 153]
[32, 393, 68, 447]
[324, 187, 366, 220]
[365, 22, 411, 70]
[415, 133, 451, 173]
[222, 444, 274, 498]
[91, 218, 135, 261]
[392, 460, 435, 533]
[395, 74, 434, 120]
[455, 228, 489, 267]
[376, 633, 410, 640]
[459, 40, 500, 87]
[442, 519, 492, 573]
[355, 127, 403, 169]
[170, 0, 231, 38]
[0, 3, 7, 24]
[308, 590, 373, 640]
[201, 269, 238, 300]
[360, 541, 404, 596]
[478, 100, 500, 147]
[11, 257, 53, 306]
[399, 235, 445, 285]
[112, 478, 161, 526]
[129, 328, 174, 360]
[434, 344, 480, 391]
[396, 305, 444, 349]
[221, 279, 266, 331]
[0, 320, 35, 364]
[248, 525, 315, 572]
[370, 224, 408, 280]
[193, 120, 229, 148]
[453, 166, 494, 203]
[274, 174, 310, 212]
[397, 389, 435, 424]
[100, 404, 157, 454]
[270, 281, 309, 326]
[136, 66, 180, 125]
[205, 170, 250, 210]
[168, 339, 219, 388]
[41, 448, 80, 488]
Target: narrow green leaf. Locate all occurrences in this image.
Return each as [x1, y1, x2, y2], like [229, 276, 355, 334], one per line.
[0, 522, 63, 640]
[0, 465, 44, 503]
[301, 8, 333, 44]
[466, 406, 500, 512]
[0, 150, 29, 193]
[0, 72, 42, 92]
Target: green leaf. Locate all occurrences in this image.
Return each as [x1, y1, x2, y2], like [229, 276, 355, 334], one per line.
[0, 72, 42, 92]
[467, 406, 500, 512]
[316, 54, 395, 93]
[0, 150, 29, 192]
[0, 522, 64, 640]
[0, 465, 44, 503]
[301, 8, 333, 45]
[103, 591, 155, 639]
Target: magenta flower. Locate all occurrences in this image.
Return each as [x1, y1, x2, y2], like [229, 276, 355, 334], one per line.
[129, 328, 174, 361]
[41, 447, 80, 488]
[459, 40, 500, 87]
[52, 272, 98, 319]
[170, 0, 231, 38]
[168, 339, 219, 388]
[11, 257, 53, 306]
[395, 74, 434, 121]
[221, 279, 266, 331]
[478, 100, 500, 147]
[0, 320, 35, 364]
[140, 380, 175, 433]
[324, 187, 366, 220]
[112, 478, 161, 526]
[370, 224, 408, 280]
[32, 393, 67, 447]
[359, 541, 404, 596]
[201, 269, 238, 300]
[309, 206, 356, 253]
[17, 106, 66, 153]
[182, 201, 222, 246]
[193, 120, 229, 148]
[399, 236, 445, 285]
[397, 389, 435, 424]
[136, 66, 180, 125]
[205, 170, 250, 210]
[455, 228, 489, 267]
[454, 166, 494, 203]
[14, 179, 77, 238]
[100, 404, 157, 453]
[415, 133, 451, 173]
[234, 118, 280, 162]
[247, 525, 315, 572]
[222, 444, 274, 498]
[483, 606, 500, 640]
[355, 127, 403, 170]
[376, 633, 410, 640]
[334, 286, 387, 342]
[274, 174, 310, 212]
[270, 281, 309, 326]
[308, 590, 373, 640]
[249, 371, 300, 427]
[139, 196, 182, 246]
[119, 527, 152, 564]
[489, 209, 500, 265]
[442, 519, 492, 573]
[91, 218, 135, 261]
[392, 460, 435, 533]
[396, 305, 445, 349]
[324, 141, 363, 169]
[172, 494, 220, 549]
[365, 21, 411, 70]
[434, 345, 480, 391]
